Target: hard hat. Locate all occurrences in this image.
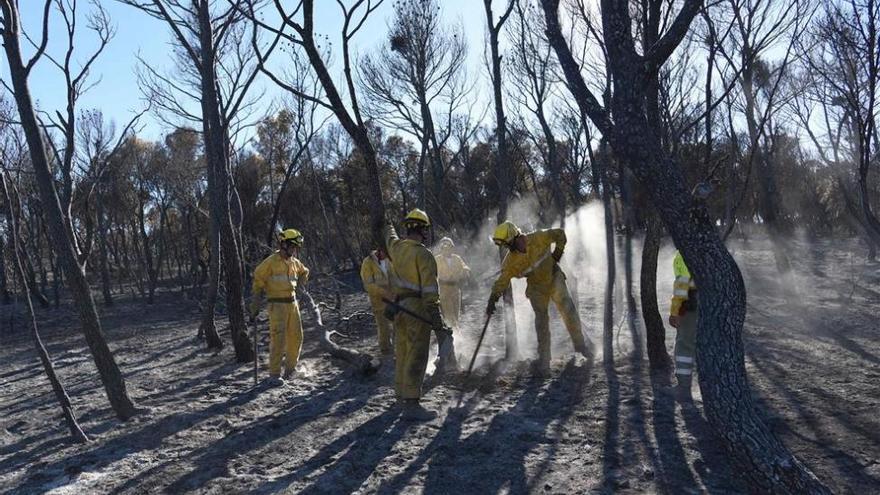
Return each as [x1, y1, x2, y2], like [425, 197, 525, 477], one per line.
[403, 208, 431, 228]
[278, 228, 304, 247]
[492, 221, 521, 246]
[439, 237, 454, 248]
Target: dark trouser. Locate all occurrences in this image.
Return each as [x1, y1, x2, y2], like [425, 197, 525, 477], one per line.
[674, 306, 697, 384]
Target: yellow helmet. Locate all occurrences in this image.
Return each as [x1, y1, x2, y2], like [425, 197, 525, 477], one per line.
[278, 228, 304, 247]
[439, 236, 454, 249]
[492, 221, 521, 247]
[403, 208, 431, 228]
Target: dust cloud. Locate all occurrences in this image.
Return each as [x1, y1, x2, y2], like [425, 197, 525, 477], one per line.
[425, 200, 681, 373]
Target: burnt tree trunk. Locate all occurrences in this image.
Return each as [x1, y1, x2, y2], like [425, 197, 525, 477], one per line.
[0, 3, 138, 420]
[640, 214, 671, 371]
[96, 184, 114, 306]
[484, 0, 520, 360]
[1, 173, 89, 443]
[542, 0, 830, 492]
[196, 0, 253, 362]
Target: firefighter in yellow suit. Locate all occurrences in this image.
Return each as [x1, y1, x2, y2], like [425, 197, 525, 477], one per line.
[360, 247, 393, 354]
[487, 222, 594, 375]
[249, 229, 310, 386]
[435, 237, 470, 329]
[668, 250, 697, 398]
[384, 209, 452, 421]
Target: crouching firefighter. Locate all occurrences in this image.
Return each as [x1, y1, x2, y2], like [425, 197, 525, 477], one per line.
[383, 209, 454, 421]
[486, 222, 595, 376]
[249, 228, 310, 386]
[668, 250, 697, 398]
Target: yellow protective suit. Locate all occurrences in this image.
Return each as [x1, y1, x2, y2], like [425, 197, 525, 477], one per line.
[360, 252, 393, 353]
[435, 252, 470, 328]
[490, 229, 590, 367]
[670, 251, 697, 381]
[385, 225, 443, 400]
[252, 252, 309, 376]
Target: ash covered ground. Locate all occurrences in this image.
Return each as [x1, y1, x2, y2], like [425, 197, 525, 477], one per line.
[1, 237, 879, 494]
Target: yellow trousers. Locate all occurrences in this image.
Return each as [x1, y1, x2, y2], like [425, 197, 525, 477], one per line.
[267, 301, 303, 375]
[438, 283, 461, 328]
[394, 309, 431, 400]
[369, 295, 393, 353]
[528, 270, 588, 366]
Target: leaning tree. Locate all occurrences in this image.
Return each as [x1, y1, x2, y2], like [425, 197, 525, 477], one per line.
[540, 0, 830, 492]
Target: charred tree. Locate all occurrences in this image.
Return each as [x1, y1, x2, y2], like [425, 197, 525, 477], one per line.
[1, 172, 89, 443]
[541, 0, 831, 492]
[0, 0, 138, 420]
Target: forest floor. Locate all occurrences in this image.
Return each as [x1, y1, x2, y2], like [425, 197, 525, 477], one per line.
[1, 237, 879, 494]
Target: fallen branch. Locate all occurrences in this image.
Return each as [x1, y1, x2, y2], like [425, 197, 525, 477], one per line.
[299, 289, 381, 376]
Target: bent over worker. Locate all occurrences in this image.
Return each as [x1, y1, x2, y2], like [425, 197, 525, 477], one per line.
[250, 228, 310, 386]
[384, 209, 452, 421]
[360, 247, 393, 354]
[668, 250, 697, 398]
[486, 222, 594, 375]
[435, 237, 470, 329]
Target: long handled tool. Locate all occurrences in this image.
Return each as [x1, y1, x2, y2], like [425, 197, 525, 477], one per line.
[252, 317, 259, 387]
[465, 312, 493, 378]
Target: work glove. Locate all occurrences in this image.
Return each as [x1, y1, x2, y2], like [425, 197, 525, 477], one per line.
[486, 294, 500, 316]
[552, 247, 564, 263]
[248, 299, 260, 323]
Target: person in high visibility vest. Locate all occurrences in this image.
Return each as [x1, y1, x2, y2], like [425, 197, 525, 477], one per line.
[668, 250, 697, 397]
[360, 247, 393, 354]
[384, 209, 452, 421]
[435, 237, 470, 329]
[486, 221, 594, 376]
[250, 229, 310, 386]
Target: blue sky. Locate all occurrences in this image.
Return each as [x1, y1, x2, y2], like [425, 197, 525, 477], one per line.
[10, 0, 490, 142]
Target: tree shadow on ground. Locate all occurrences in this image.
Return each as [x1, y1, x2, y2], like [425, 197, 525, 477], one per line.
[372, 358, 592, 494]
[14, 362, 258, 486]
[160, 376, 380, 493]
[252, 407, 407, 495]
[748, 351, 880, 491]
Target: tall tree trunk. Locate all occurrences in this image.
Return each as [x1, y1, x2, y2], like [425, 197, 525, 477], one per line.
[96, 187, 114, 306]
[1, 173, 89, 443]
[196, 0, 253, 362]
[640, 214, 671, 371]
[542, 1, 830, 491]
[0, 7, 137, 420]
[0, 234, 11, 305]
[485, 0, 519, 360]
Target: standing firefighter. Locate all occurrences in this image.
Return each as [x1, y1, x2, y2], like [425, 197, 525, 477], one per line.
[249, 229, 310, 386]
[435, 237, 470, 329]
[360, 247, 394, 354]
[668, 250, 697, 398]
[384, 209, 452, 421]
[486, 221, 594, 375]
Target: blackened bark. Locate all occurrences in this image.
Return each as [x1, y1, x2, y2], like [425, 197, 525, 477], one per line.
[1, 173, 89, 443]
[484, 0, 519, 360]
[542, 0, 830, 492]
[0, 2, 137, 420]
[195, 0, 252, 362]
[96, 185, 113, 306]
[0, 234, 11, 304]
[640, 214, 671, 371]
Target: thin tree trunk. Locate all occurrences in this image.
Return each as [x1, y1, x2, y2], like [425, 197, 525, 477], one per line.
[640, 214, 671, 371]
[96, 186, 114, 306]
[0, 4, 138, 420]
[1, 173, 89, 443]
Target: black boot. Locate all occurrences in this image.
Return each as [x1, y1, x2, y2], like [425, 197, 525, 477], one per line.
[400, 399, 438, 422]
